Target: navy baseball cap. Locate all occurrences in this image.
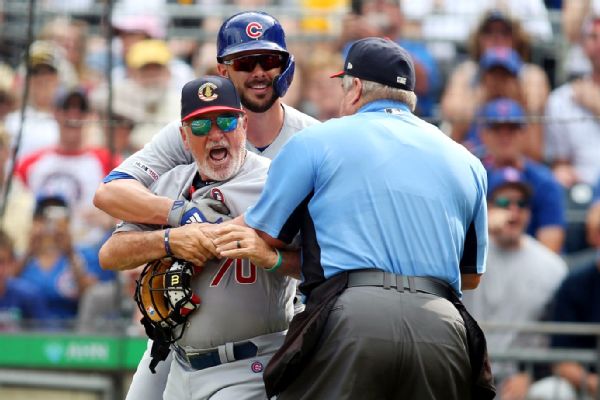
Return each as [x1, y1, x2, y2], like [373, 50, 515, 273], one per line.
[330, 37, 415, 91]
[479, 98, 526, 126]
[487, 167, 532, 200]
[180, 76, 244, 122]
[480, 47, 522, 75]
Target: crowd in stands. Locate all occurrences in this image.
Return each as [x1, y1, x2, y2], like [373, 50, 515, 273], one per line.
[0, 0, 600, 398]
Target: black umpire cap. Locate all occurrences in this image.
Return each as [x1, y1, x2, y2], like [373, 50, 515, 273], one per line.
[330, 37, 416, 91]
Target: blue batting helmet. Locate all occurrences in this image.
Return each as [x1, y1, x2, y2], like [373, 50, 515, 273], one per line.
[216, 11, 295, 98]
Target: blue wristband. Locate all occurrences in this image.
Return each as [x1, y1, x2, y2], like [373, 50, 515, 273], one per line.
[164, 228, 173, 257]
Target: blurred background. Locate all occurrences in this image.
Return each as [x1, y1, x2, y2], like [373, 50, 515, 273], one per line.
[1, 0, 600, 399]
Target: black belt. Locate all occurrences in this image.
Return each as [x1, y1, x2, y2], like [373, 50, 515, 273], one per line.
[347, 269, 455, 302]
[175, 341, 258, 371]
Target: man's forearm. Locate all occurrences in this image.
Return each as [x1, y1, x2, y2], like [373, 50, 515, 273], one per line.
[94, 179, 172, 225]
[99, 230, 166, 271]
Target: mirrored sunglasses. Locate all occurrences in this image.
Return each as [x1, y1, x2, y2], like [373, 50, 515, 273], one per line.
[187, 114, 240, 136]
[223, 54, 284, 72]
[493, 196, 529, 209]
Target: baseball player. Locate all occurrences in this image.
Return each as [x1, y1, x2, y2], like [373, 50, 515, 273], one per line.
[99, 76, 296, 400]
[94, 12, 318, 399]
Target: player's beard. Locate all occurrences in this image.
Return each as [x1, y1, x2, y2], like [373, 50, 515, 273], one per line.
[240, 79, 279, 113]
[198, 139, 246, 182]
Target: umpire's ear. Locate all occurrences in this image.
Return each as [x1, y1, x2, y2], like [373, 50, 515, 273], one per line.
[180, 124, 191, 151]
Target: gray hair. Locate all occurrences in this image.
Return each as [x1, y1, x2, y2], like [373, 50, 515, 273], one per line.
[342, 75, 417, 112]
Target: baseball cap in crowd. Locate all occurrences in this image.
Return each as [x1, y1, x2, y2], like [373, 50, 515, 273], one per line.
[126, 39, 172, 69]
[481, 9, 512, 29]
[478, 98, 526, 127]
[330, 37, 415, 91]
[480, 47, 522, 75]
[180, 76, 244, 122]
[487, 167, 532, 201]
[55, 87, 89, 112]
[33, 193, 70, 219]
[27, 40, 59, 72]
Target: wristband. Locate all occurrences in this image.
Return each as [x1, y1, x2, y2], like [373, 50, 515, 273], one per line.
[164, 228, 174, 257]
[265, 248, 283, 272]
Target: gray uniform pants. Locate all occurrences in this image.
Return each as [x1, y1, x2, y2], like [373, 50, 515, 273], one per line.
[278, 286, 472, 400]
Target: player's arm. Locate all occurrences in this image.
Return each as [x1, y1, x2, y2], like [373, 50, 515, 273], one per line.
[94, 178, 173, 225]
[99, 224, 219, 271]
[461, 273, 482, 290]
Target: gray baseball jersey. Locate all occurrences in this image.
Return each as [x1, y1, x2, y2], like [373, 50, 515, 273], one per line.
[116, 151, 295, 348]
[114, 104, 319, 184]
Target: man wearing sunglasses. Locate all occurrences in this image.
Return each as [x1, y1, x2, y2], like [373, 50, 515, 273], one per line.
[93, 11, 315, 400]
[463, 166, 567, 400]
[94, 10, 318, 227]
[479, 97, 565, 253]
[99, 76, 297, 400]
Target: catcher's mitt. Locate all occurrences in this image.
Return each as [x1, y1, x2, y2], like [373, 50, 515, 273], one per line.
[134, 257, 201, 345]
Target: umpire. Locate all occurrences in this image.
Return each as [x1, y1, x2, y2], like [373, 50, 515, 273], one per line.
[242, 37, 494, 400]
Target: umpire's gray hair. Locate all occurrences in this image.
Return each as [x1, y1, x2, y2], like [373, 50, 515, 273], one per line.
[342, 75, 417, 112]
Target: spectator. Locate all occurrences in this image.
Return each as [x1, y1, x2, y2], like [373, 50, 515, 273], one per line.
[4, 41, 62, 160]
[301, 48, 344, 121]
[91, 39, 180, 148]
[561, 0, 600, 80]
[15, 88, 116, 247]
[338, 0, 441, 118]
[462, 167, 567, 399]
[545, 15, 600, 188]
[479, 97, 565, 253]
[461, 47, 527, 156]
[39, 17, 93, 88]
[547, 207, 600, 399]
[0, 125, 34, 255]
[16, 195, 103, 329]
[0, 62, 15, 120]
[0, 229, 48, 331]
[109, 3, 195, 92]
[401, 2, 552, 46]
[442, 10, 549, 160]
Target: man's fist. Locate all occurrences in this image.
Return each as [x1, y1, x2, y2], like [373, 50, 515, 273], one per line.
[167, 198, 231, 227]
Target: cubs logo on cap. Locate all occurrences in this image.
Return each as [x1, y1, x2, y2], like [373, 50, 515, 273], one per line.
[181, 76, 244, 122]
[478, 98, 526, 126]
[198, 82, 218, 102]
[246, 22, 263, 39]
[487, 166, 532, 200]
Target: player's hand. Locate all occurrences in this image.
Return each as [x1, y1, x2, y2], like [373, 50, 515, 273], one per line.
[167, 198, 231, 227]
[168, 224, 220, 266]
[212, 224, 279, 269]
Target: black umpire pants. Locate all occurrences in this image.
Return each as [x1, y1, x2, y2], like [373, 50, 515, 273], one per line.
[277, 285, 472, 400]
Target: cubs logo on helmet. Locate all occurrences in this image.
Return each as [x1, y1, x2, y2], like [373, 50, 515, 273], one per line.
[246, 22, 263, 39]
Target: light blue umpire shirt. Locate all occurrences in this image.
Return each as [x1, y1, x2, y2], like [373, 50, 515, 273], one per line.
[245, 99, 488, 297]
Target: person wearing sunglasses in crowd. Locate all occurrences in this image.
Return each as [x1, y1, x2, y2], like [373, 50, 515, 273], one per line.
[99, 76, 298, 400]
[478, 98, 565, 254]
[93, 11, 316, 400]
[463, 166, 568, 400]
